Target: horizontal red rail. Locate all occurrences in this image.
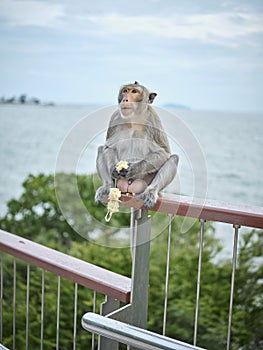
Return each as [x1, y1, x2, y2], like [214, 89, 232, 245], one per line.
[120, 193, 263, 229]
[0, 229, 131, 303]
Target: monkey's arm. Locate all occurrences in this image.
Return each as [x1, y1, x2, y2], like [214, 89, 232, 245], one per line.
[95, 145, 118, 202]
[112, 147, 169, 179]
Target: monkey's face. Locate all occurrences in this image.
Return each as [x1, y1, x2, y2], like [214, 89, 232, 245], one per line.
[118, 84, 144, 118]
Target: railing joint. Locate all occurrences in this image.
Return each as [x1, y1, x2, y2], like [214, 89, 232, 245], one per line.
[233, 224, 241, 229]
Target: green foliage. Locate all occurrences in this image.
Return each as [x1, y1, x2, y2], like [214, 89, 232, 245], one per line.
[1, 173, 78, 248]
[232, 230, 263, 349]
[1, 173, 130, 249]
[0, 173, 262, 349]
[1, 257, 98, 349]
[147, 223, 263, 350]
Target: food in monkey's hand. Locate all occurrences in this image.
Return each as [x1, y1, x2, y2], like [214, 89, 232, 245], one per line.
[105, 187, 122, 222]
[116, 160, 129, 173]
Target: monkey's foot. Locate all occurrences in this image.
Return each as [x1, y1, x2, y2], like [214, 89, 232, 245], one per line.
[95, 185, 110, 203]
[136, 187, 158, 208]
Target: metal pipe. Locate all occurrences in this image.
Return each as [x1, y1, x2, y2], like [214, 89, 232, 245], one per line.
[226, 224, 240, 350]
[82, 312, 207, 350]
[0, 253, 2, 343]
[26, 264, 30, 350]
[163, 214, 173, 335]
[92, 291, 97, 350]
[40, 270, 45, 350]
[73, 283, 78, 350]
[13, 259, 16, 350]
[193, 219, 205, 346]
[56, 276, 61, 350]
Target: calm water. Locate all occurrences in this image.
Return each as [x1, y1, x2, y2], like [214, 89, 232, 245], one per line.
[0, 104, 262, 253]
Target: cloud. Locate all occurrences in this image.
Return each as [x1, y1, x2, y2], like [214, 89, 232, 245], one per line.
[1, 0, 262, 48]
[0, 0, 64, 28]
[87, 12, 263, 47]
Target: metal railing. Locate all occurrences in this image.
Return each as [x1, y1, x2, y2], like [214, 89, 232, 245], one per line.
[0, 229, 131, 349]
[102, 193, 263, 349]
[1, 192, 263, 349]
[81, 312, 206, 350]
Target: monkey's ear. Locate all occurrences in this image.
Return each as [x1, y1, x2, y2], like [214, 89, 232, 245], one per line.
[148, 92, 157, 104]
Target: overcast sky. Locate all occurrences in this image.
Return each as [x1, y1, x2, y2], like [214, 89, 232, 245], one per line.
[0, 0, 263, 112]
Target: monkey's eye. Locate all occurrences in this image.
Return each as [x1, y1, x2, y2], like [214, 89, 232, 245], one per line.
[122, 89, 128, 93]
[131, 89, 138, 93]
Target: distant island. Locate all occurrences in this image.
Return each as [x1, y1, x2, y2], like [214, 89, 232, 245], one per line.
[162, 103, 190, 110]
[0, 96, 189, 109]
[0, 94, 55, 106]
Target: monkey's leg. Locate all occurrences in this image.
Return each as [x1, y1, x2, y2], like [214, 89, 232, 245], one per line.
[150, 154, 179, 191]
[95, 146, 117, 202]
[136, 154, 179, 208]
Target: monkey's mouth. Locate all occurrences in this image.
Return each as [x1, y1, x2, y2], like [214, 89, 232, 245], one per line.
[120, 105, 134, 118]
[121, 106, 132, 110]
[120, 102, 133, 109]
[120, 104, 134, 113]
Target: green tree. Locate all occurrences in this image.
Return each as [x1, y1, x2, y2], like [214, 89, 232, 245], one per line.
[147, 222, 263, 349]
[232, 229, 263, 349]
[1, 173, 131, 250]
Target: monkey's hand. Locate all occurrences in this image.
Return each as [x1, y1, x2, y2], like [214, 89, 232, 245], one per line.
[116, 160, 129, 173]
[120, 160, 150, 179]
[112, 160, 152, 179]
[112, 162, 130, 179]
[95, 185, 111, 203]
[136, 186, 159, 208]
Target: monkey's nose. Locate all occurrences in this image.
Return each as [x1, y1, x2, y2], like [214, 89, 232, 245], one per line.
[122, 97, 129, 102]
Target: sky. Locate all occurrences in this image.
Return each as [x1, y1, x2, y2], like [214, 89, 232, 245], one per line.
[0, 0, 263, 112]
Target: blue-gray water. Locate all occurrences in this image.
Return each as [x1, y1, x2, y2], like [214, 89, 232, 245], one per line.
[0, 104, 262, 254]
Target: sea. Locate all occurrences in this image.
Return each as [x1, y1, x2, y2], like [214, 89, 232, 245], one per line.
[0, 104, 262, 256]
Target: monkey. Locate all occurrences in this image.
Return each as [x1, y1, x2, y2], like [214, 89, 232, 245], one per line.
[95, 81, 179, 209]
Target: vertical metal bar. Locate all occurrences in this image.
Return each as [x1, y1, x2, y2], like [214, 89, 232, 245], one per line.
[99, 295, 120, 350]
[93, 290, 97, 313]
[130, 207, 136, 255]
[193, 219, 205, 346]
[40, 270, 45, 350]
[92, 291, 96, 350]
[130, 209, 151, 328]
[163, 214, 173, 336]
[129, 209, 151, 350]
[56, 276, 61, 350]
[26, 264, 30, 350]
[0, 253, 3, 343]
[13, 259, 17, 350]
[73, 283, 78, 350]
[227, 224, 240, 350]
